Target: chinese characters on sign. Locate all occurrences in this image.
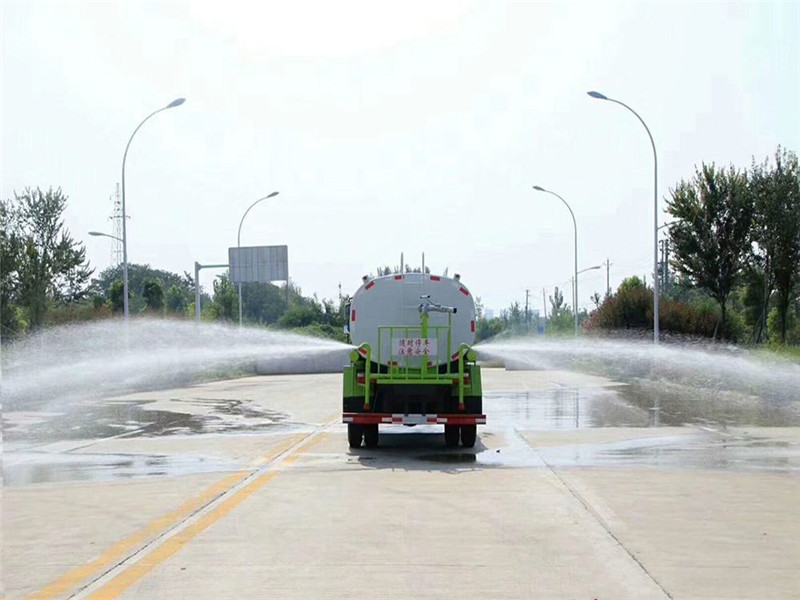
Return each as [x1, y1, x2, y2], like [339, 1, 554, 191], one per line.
[392, 338, 438, 358]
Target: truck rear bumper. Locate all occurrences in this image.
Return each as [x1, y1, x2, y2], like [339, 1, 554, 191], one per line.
[343, 413, 486, 425]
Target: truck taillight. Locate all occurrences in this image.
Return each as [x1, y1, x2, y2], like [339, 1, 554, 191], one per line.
[470, 320, 475, 333]
[357, 373, 365, 384]
[351, 309, 356, 322]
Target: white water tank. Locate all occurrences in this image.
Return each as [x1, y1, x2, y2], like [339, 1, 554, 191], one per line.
[348, 273, 476, 367]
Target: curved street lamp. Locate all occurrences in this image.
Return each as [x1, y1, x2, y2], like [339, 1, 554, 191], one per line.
[572, 265, 602, 320]
[587, 90, 659, 344]
[533, 185, 579, 336]
[236, 191, 280, 328]
[89, 230, 123, 243]
[121, 97, 186, 320]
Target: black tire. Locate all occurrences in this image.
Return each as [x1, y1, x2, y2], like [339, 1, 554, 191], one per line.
[444, 425, 460, 448]
[363, 424, 379, 448]
[460, 424, 477, 448]
[347, 424, 363, 448]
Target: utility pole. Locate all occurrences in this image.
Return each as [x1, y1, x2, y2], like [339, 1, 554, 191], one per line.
[542, 288, 548, 335]
[657, 239, 670, 295]
[525, 289, 530, 330]
[659, 239, 668, 292]
[605, 258, 612, 298]
[110, 183, 122, 267]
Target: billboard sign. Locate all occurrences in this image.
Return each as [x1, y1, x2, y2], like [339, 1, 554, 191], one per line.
[228, 245, 288, 284]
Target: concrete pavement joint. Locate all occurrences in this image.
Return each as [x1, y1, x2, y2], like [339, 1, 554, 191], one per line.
[518, 426, 675, 599]
[21, 429, 313, 600]
[69, 419, 338, 600]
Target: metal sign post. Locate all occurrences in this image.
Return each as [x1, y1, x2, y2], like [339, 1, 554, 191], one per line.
[194, 261, 229, 322]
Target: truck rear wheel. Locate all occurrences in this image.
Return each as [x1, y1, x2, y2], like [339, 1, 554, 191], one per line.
[363, 424, 379, 448]
[347, 424, 363, 448]
[444, 425, 460, 448]
[460, 425, 477, 448]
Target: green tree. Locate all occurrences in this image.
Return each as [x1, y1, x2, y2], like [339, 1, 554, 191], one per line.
[93, 264, 193, 315]
[549, 286, 566, 316]
[0, 199, 24, 336]
[740, 262, 771, 343]
[475, 317, 503, 342]
[546, 286, 574, 334]
[241, 281, 288, 324]
[503, 301, 524, 332]
[618, 275, 646, 294]
[141, 279, 164, 312]
[278, 305, 321, 328]
[750, 147, 800, 343]
[207, 274, 238, 321]
[3, 187, 93, 330]
[108, 280, 126, 313]
[667, 164, 754, 339]
[165, 284, 189, 314]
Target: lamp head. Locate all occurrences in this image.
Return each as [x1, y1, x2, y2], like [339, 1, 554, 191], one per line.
[167, 98, 186, 108]
[88, 231, 105, 237]
[267, 191, 279, 198]
[532, 185, 546, 192]
[587, 91, 608, 100]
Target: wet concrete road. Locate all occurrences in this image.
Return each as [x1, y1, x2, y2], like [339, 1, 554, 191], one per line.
[3, 368, 799, 599]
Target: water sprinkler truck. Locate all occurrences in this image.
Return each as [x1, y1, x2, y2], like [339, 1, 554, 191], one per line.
[342, 271, 485, 448]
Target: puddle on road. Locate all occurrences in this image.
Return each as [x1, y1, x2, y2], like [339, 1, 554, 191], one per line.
[618, 380, 800, 428]
[5, 368, 799, 484]
[3, 398, 289, 444]
[535, 431, 800, 472]
[488, 387, 651, 429]
[3, 396, 291, 486]
[3, 450, 241, 486]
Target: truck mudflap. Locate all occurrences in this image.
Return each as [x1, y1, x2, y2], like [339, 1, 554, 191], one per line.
[343, 413, 486, 426]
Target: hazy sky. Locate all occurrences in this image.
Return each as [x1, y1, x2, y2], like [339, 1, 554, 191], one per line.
[2, 1, 798, 313]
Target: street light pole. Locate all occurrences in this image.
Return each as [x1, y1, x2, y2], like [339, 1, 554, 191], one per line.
[236, 191, 280, 328]
[121, 97, 186, 321]
[587, 90, 659, 344]
[533, 185, 579, 336]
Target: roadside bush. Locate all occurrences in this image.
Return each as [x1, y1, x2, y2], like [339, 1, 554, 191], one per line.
[587, 286, 651, 330]
[293, 323, 347, 342]
[659, 299, 717, 338]
[45, 302, 112, 326]
[278, 305, 323, 328]
[475, 317, 504, 342]
[586, 288, 743, 340]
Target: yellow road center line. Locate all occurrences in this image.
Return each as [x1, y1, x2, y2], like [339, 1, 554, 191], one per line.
[84, 433, 329, 599]
[23, 433, 308, 600]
